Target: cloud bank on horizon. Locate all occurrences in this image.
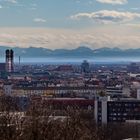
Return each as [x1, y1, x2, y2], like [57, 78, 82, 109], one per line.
[0, 0, 139, 49]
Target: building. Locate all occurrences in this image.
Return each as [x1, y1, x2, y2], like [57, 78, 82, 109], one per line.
[0, 63, 6, 72]
[106, 86, 123, 95]
[5, 49, 14, 72]
[3, 83, 12, 96]
[95, 96, 140, 124]
[32, 97, 95, 110]
[127, 63, 139, 73]
[11, 86, 101, 98]
[55, 65, 73, 72]
[81, 60, 90, 73]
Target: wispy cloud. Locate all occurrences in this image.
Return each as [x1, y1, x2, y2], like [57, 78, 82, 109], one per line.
[96, 0, 127, 5]
[29, 3, 37, 10]
[71, 10, 140, 24]
[4, 0, 17, 3]
[34, 18, 46, 23]
[130, 7, 139, 11]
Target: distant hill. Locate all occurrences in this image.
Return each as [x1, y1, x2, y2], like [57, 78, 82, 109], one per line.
[0, 46, 140, 58]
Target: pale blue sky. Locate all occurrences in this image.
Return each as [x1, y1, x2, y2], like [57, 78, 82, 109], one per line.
[0, 0, 139, 27]
[0, 0, 140, 49]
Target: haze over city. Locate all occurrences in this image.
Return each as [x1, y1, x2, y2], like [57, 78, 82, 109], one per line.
[0, 0, 139, 49]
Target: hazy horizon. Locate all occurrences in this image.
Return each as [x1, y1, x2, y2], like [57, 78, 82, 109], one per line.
[0, 57, 140, 65]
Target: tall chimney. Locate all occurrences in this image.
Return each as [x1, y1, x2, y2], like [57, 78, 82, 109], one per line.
[5, 49, 14, 72]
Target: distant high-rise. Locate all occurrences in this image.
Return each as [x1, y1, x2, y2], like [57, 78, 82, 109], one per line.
[5, 49, 14, 72]
[81, 60, 90, 73]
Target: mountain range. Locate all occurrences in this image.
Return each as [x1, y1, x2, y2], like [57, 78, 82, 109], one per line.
[0, 46, 140, 59]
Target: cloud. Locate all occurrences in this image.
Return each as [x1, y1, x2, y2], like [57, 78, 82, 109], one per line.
[30, 7, 37, 10]
[71, 10, 140, 24]
[131, 7, 139, 11]
[29, 3, 37, 10]
[34, 18, 46, 23]
[96, 0, 127, 5]
[125, 23, 140, 28]
[0, 27, 140, 49]
[4, 0, 17, 3]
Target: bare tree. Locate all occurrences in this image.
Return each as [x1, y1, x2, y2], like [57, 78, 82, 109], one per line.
[0, 96, 139, 140]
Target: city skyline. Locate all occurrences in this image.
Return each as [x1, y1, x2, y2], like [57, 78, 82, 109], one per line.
[0, 0, 140, 49]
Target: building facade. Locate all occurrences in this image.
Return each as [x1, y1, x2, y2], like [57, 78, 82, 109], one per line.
[95, 97, 140, 124]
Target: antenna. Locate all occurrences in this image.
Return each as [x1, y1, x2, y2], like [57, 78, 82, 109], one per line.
[19, 56, 21, 65]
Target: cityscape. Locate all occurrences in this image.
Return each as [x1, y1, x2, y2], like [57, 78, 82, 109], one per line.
[0, 49, 139, 139]
[0, 0, 140, 140]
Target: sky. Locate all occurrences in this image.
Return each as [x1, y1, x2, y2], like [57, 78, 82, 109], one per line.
[0, 0, 140, 49]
